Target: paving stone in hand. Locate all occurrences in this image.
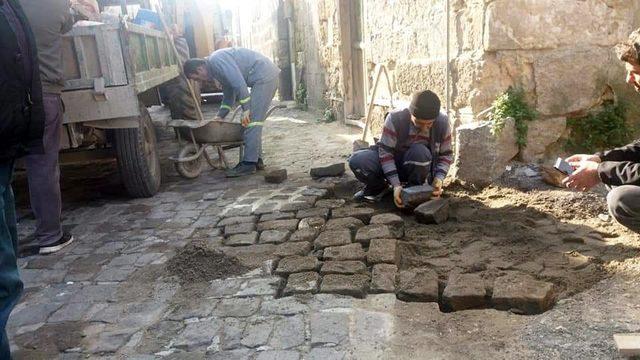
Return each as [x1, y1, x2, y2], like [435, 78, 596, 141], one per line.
[324, 217, 365, 231]
[492, 272, 556, 314]
[320, 274, 369, 298]
[314, 230, 352, 250]
[366, 239, 398, 265]
[331, 207, 374, 223]
[257, 219, 300, 232]
[355, 224, 403, 245]
[396, 268, 439, 302]
[289, 228, 319, 242]
[275, 256, 320, 275]
[274, 241, 312, 257]
[443, 273, 488, 311]
[320, 260, 367, 275]
[370, 213, 403, 227]
[284, 271, 320, 295]
[370, 264, 398, 293]
[323, 243, 366, 261]
[225, 222, 257, 236]
[225, 232, 259, 246]
[298, 217, 326, 229]
[259, 230, 291, 244]
[315, 199, 346, 209]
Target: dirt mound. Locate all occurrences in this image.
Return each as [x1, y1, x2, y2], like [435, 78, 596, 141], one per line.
[166, 240, 249, 283]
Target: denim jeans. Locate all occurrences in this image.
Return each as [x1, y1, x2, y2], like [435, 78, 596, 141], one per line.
[0, 161, 22, 359]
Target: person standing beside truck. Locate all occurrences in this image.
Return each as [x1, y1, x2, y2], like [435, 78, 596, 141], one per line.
[183, 47, 280, 177]
[0, 0, 45, 356]
[19, 0, 75, 254]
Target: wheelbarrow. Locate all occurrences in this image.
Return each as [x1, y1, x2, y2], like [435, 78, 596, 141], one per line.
[168, 104, 285, 179]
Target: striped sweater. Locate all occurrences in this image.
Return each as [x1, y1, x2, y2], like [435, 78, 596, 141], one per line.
[378, 108, 453, 187]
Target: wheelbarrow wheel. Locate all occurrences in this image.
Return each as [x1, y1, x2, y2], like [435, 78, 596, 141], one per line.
[174, 144, 204, 179]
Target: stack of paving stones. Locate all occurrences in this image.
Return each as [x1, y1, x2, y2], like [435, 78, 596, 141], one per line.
[217, 186, 557, 315]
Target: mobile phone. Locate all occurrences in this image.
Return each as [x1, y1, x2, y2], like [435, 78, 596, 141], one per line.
[554, 157, 574, 175]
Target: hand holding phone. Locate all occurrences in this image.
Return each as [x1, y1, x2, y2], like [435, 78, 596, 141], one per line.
[554, 157, 574, 175]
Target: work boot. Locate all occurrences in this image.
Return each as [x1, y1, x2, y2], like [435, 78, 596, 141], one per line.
[39, 232, 74, 255]
[256, 158, 265, 171]
[353, 185, 391, 203]
[226, 162, 257, 178]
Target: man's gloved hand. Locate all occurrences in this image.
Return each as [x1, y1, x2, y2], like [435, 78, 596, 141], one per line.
[432, 178, 443, 198]
[393, 186, 404, 208]
[241, 110, 251, 128]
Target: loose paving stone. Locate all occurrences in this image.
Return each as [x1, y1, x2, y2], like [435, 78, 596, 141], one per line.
[310, 163, 345, 178]
[320, 274, 369, 298]
[310, 312, 349, 346]
[401, 185, 434, 207]
[492, 272, 556, 314]
[323, 243, 366, 261]
[274, 241, 313, 257]
[415, 198, 450, 224]
[443, 273, 489, 311]
[241, 318, 273, 348]
[355, 224, 403, 245]
[314, 230, 352, 250]
[370, 264, 398, 293]
[265, 169, 288, 183]
[214, 297, 261, 317]
[370, 213, 403, 226]
[367, 239, 398, 265]
[320, 261, 367, 275]
[302, 187, 330, 198]
[269, 315, 305, 349]
[256, 350, 300, 360]
[260, 212, 295, 222]
[259, 230, 291, 244]
[218, 216, 257, 227]
[298, 217, 326, 229]
[315, 199, 346, 209]
[225, 222, 257, 236]
[324, 217, 365, 231]
[331, 207, 374, 223]
[297, 207, 330, 219]
[289, 228, 319, 242]
[280, 201, 313, 212]
[308, 347, 346, 360]
[257, 219, 300, 232]
[225, 232, 258, 246]
[275, 256, 320, 275]
[284, 271, 320, 295]
[173, 318, 221, 350]
[396, 268, 439, 302]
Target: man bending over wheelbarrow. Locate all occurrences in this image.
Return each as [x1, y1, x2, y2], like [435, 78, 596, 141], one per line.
[184, 48, 280, 177]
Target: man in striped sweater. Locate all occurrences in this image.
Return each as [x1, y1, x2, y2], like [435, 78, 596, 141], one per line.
[349, 90, 453, 208]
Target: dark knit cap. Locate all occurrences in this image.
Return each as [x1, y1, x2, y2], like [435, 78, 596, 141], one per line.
[409, 90, 441, 120]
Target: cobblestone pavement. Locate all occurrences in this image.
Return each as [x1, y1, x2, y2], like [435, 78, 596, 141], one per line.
[7, 106, 640, 359]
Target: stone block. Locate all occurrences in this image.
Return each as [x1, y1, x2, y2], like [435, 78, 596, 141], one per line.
[173, 318, 221, 350]
[289, 228, 319, 242]
[225, 222, 256, 236]
[370, 264, 398, 293]
[521, 117, 567, 162]
[269, 315, 305, 349]
[401, 185, 434, 207]
[324, 217, 365, 231]
[443, 273, 488, 311]
[415, 199, 450, 224]
[315, 199, 346, 209]
[275, 256, 320, 275]
[258, 219, 300, 232]
[225, 232, 258, 246]
[214, 297, 261, 317]
[297, 207, 330, 219]
[284, 271, 320, 295]
[265, 169, 287, 183]
[310, 312, 349, 346]
[355, 224, 403, 245]
[310, 163, 345, 178]
[256, 350, 301, 360]
[253, 202, 281, 215]
[314, 230, 352, 250]
[450, 119, 519, 187]
[234, 276, 283, 297]
[323, 243, 366, 261]
[241, 319, 273, 348]
[367, 239, 397, 265]
[396, 268, 439, 302]
[370, 213, 403, 226]
[274, 241, 312, 257]
[320, 261, 367, 275]
[260, 212, 295, 222]
[492, 273, 556, 314]
[218, 216, 256, 227]
[298, 217, 326, 229]
[332, 207, 374, 223]
[320, 274, 369, 298]
[259, 230, 291, 244]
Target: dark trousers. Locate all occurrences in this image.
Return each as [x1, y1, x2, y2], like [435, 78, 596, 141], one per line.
[23, 93, 63, 246]
[0, 161, 23, 359]
[348, 143, 432, 191]
[607, 185, 640, 233]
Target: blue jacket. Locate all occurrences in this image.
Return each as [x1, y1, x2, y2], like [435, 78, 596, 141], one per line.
[206, 47, 280, 118]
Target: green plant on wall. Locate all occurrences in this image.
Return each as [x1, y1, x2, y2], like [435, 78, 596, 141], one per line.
[321, 107, 336, 123]
[296, 81, 308, 110]
[566, 101, 632, 153]
[490, 86, 538, 149]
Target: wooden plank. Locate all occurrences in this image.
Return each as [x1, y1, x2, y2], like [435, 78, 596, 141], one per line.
[614, 333, 640, 357]
[134, 65, 180, 93]
[61, 86, 139, 123]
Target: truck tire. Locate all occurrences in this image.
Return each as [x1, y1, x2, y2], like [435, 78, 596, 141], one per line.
[114, 106, 161, 198]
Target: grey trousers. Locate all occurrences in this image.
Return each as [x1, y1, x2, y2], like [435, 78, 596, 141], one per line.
[244, 77, 279, 163]
[23, 93, 63, 246]
[607, 185, 640, 233]
[348, 143, 432, 191]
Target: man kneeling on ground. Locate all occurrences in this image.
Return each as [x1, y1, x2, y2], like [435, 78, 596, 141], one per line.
[563, 29, 640, 233]
[349, 90, 453, 208]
